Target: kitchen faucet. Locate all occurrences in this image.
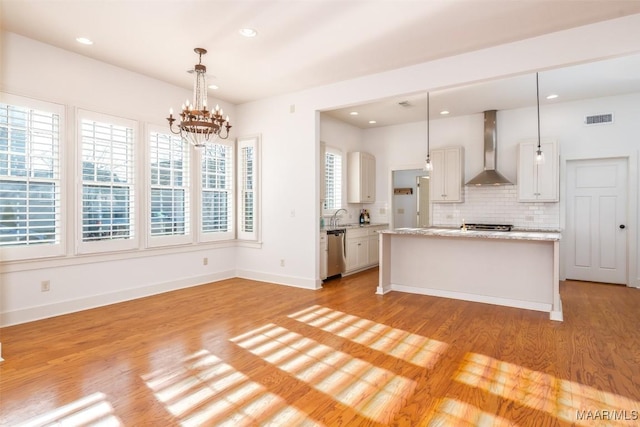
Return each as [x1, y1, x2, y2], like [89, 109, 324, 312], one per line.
[330, 208, 348, 228]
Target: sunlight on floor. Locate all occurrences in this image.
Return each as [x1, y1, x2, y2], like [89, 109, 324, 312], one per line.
[230, 323, 417, 424]
[15, 392, 122, 427]
[288, 305, 448, 368]
[422, 397, 518, 426]
[455, 352, 640, 426]
[142, 349, 321, 427]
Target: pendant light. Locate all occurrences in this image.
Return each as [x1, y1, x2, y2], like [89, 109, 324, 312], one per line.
[535, 72, 545, 164]
[424, 92, 433, 172]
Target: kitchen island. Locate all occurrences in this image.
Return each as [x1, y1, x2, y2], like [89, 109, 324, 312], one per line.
[378, 227, 563, 321]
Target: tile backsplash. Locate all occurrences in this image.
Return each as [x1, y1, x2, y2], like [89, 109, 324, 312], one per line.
[432, 185, 560, 230]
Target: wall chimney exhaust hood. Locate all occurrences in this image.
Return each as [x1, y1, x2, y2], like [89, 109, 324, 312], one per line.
[466, 110, 513, 186]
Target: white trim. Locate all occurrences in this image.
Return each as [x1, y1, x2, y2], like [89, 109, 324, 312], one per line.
[236, 269, 321, 290]
[0, 271, 235, 327]
[75, 108, 139, 254]
[236, 134, 261, 242]
[198, 139, 235, 242]
[389, 283, 555, 314]
[145, 123, 193, 247]
[0, 92, 66, 261]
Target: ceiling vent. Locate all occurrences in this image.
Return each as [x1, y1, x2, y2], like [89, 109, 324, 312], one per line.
[584, 113, 614, 125]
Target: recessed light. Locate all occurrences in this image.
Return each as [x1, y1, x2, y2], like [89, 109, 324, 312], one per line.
[208, 84, 219, 90]
[239, 28, 257, 38]
[546, 94, 559, 100]
[369, 120, 377, 124]
[440, 110, 450, 115]
[349, 111, 359, 116]
[76, 37, 93, 45]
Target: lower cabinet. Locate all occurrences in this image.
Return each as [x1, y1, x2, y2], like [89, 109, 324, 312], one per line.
[320, 231, 328, 280]
[345, 225, 385, 274]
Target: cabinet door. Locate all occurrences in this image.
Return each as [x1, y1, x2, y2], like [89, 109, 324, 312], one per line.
[429, 149, 446, 201]
[320, 232, 328, 280]
[362, 153, 376, 202]
[518, 140, 558, 202]
[430, 147, 463, 202]
[443, 148, 462, 202]
[348, 152, 376, 203]
[346, 237, 368, 271]
[535, 141, 558, 201]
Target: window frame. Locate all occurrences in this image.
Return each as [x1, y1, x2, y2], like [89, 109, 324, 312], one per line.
[236, 134, 260, 242]
[198, 138, 235, 243]
[146, 124, 192, 247]
[76, 109, 138, 254]
[323, 145, 344, 215]
[0, 92, 66, 261]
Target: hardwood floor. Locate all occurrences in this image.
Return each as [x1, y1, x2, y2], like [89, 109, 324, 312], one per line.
[1, 270, 639, 426]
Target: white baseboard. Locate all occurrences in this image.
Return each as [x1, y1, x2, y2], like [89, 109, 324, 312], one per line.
[390, 283, 553, 314]
[0, 271, 235, 327]
[236, 269, 321, 290]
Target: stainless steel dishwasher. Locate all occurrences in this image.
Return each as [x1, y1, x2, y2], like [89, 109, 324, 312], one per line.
[326, 229, 346, 277]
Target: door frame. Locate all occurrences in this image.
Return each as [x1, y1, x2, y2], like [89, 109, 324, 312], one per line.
[560, 153, 639, 288]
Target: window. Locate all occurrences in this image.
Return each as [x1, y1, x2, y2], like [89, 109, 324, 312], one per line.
[78, 110, 136, 252]
[201, 141, 234, 241]
[237, 135, 260, 241]
[324, 146, 343, 211]
[148, 128, 189, 244]
[0, 94, 63, 260]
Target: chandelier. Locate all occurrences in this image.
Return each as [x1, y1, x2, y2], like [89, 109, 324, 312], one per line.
[167, 48, 231, 148]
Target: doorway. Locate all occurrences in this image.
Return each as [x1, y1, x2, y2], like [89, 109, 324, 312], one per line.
[392, 169, 428, 228]
[565, 158, 628, 285]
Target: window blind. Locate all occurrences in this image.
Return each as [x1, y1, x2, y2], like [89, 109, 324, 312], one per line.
[201, 143, 233, 235]
[324, 150, 342, 210]
[149, 131, 189, 237]
[0, 103, 60, 247]
[80, 118, 134, 242]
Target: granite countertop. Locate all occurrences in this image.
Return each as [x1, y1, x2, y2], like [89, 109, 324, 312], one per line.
[379, 227, 561, 241]
[322, 222, 389, 232]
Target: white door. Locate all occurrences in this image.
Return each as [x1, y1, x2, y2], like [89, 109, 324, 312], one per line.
[417, 176, 430, 227]
[565, 158, 627, 284]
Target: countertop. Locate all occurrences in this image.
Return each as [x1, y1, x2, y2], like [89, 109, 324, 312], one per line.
[321, 223, 388, 232]
[379, 227, 561, 241]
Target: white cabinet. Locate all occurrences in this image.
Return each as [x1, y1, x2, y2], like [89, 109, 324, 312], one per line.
[347, 152, 376, 203]
[345, 225, 386, 274]
[430, 147, 464, 203]
[346, 228, 369, 272]
[320, 231, 328, 280]
[518, 140, 558, 202]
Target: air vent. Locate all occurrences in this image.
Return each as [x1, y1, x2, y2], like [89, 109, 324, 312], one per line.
[584, 113, 614, 125]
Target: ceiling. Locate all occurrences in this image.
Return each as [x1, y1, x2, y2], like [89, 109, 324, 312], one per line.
[2, 0, 640, 111]
[324, 52, 640, 128]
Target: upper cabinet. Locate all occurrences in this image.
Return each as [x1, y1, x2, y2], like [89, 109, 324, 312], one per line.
[348, 151, 376, 203]
[518, 140, 559, 202]
[430, 147, 464, 203]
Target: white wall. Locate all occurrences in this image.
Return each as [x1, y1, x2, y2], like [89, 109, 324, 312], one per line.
[3, 13, 640, 327]
[1, 33, 239, 326]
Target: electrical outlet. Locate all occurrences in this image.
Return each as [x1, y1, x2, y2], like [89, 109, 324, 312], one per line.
[41, 280, 50, 292]
[203, 257, 208, 266]
[280, 259, 285, 267]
